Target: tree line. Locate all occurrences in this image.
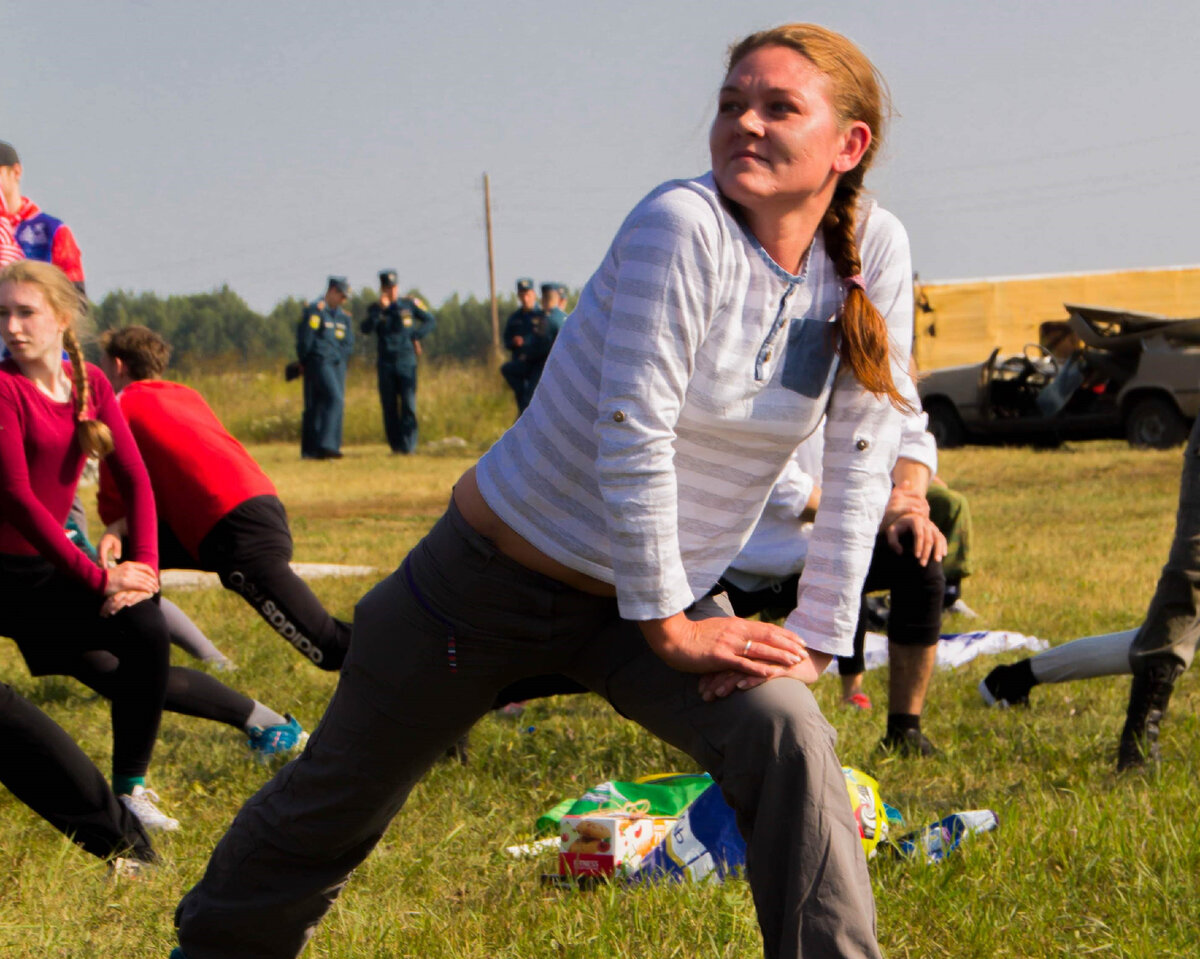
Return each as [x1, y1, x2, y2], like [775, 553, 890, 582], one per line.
[89, 285, 529, 370]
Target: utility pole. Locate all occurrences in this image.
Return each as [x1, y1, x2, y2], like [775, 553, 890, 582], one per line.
[483, 173, 500, 361]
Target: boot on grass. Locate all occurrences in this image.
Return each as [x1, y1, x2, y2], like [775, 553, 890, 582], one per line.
[1116, 658, 1184, 772]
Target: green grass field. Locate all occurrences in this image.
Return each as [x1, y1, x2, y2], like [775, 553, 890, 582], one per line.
[2, 361, 1198, 957]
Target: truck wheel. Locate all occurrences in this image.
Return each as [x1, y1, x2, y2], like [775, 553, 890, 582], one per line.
[1125, 396, 1189, 449]
[925, 399, 966, 449]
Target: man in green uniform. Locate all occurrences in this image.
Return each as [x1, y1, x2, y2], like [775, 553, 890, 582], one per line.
[296, 276, 353, 459]
[361, 269, 436, 454]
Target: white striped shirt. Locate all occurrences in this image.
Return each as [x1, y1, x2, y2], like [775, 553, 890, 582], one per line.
[722, 410, 938, 653]
[475, 174, 913, 656]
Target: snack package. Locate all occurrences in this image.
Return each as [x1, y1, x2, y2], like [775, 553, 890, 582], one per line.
[559, 811, 676, 877]
[842, 766, 889, 859]
[537, 774, 712, 834]
[891, 809, 999, 864]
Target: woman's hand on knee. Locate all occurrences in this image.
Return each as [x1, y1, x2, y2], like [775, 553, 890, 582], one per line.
[100, 588, 155, 618]
[104, 561, 159, 597]
[698, 650, 832, 700]
[639, 612, 806, 677]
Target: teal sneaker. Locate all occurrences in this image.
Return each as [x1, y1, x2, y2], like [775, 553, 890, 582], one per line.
[246, 714, 307, 763]
[169, 948, 190, 958]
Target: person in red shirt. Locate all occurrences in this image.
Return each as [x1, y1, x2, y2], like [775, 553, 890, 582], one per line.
[96, 326, 351, 670]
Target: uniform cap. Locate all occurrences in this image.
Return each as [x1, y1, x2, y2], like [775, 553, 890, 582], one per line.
[516, 277, 534, 293]
[0, 141, 19, 167]
[540, 282, 558, 295]
[327, 276, 350, 295]
[379, 269, 398, 287]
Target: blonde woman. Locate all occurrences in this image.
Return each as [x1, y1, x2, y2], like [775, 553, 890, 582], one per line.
[177, 24, 916, 959]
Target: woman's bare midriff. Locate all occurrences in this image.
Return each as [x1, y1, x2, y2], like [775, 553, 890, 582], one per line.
[451, 467, 617, 598]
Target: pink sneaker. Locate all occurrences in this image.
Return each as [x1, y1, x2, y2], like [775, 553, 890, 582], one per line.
[842, 692, 873, 711]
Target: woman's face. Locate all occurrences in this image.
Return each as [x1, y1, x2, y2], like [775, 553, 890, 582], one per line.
[0, 281, 67, 367]
[710, 44, 868, 218]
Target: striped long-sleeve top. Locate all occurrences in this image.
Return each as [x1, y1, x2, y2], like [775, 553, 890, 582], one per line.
[721, 407, 938, 644]
[475, 174, 914, 657]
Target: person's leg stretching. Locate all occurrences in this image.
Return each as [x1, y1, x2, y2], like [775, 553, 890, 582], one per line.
[174, 503, 602, 958]
[851, 531, 944, 753]
[0, 681, 156, 862]
[161, 598, 232, 665]
[567, 600, 881, 959]
[1032, 629, 1138, 684]
[201, 497, 351, 670]
[1119, 419, 1200, 769]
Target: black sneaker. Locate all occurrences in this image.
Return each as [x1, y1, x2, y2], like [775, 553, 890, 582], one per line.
[1116, 659, 1183, 772]
[978, 661, 1035, 708]
[879, 727, 938, 757]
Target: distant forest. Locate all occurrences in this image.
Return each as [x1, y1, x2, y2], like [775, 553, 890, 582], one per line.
[88, 286, 532, 369]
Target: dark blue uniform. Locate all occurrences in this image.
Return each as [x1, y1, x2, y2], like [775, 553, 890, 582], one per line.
[525, 306, 566, 399]
[500, 306, 544, 413]
[297, 298, 354, 458]
[361, 297, 436, 453]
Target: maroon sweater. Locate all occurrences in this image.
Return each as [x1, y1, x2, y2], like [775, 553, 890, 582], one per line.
[0, 359, 157, 592]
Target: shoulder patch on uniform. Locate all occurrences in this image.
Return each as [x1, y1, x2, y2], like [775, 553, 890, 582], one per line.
[309, 315, 321, 329]
[413, 297, 426, 310]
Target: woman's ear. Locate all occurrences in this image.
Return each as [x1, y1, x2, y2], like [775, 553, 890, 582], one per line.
[833, 121, 871, 174]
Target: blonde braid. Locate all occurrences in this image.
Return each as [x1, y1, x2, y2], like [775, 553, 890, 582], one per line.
[822, 182, 912, 412]
[62, 326, 114, 458]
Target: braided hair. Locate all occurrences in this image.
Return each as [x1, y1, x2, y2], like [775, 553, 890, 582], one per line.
[724, 24, 912, 411]
[0, 260, 114, 457]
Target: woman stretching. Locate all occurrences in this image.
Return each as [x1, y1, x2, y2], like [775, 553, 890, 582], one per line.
[176, 23, 916, 959]
[0, 262, 303, 837]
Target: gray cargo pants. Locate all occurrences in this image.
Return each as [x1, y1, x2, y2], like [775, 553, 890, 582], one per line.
[1130, 415, 1200, 674]
[175, 499, 880, 959]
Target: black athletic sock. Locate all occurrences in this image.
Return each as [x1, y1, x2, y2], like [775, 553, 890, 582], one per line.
[1010, 657, 1037, 689]
[886, 712, 921, 738]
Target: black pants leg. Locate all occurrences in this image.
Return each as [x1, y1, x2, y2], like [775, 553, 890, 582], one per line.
[199, 497, 352, 670]
[0, 681, 156, 862]
[837, 531, 945, 676]
[72, 656, 255, 731]
[2, 557, 171, 784]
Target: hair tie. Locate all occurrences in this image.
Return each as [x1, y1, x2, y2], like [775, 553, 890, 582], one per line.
[843, 274, 866, 293]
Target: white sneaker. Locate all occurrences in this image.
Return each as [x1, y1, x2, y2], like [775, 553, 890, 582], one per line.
[119, 785, 180, 833]
[108, 856, 157, 880]
[946, 598, 979, 618]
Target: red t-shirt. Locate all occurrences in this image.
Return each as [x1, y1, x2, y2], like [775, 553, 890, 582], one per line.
[0, 359, 157, 592]
[97, 379, 277, 558]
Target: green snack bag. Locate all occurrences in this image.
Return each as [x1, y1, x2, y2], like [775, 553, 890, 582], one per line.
[536, 773, 713, 834]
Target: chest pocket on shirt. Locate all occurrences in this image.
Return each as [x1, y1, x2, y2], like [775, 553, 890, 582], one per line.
[780, 317, 840, 399]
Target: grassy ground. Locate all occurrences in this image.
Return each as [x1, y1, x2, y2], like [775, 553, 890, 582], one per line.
[2, 371, 1199, 957]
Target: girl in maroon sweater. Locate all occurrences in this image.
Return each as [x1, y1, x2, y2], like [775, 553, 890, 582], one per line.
[0, 264, 308, 844]
[0, 259, 180, 832]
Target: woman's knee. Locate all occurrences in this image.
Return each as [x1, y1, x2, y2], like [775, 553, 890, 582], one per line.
[725, 679, 837, 768]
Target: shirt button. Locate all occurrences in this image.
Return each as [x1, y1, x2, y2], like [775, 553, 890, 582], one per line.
[613, 410, 626, 423]
[855, 438, 869, 451]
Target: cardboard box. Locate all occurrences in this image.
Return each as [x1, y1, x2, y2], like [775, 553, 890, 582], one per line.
[559, 812, 675, 877]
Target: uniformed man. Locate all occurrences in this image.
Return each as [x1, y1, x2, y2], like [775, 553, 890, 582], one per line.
[296, 276, 354, 459]
[500, 277, 543, 414]
[525, 282, 567, 400]
[361, 269, 436, 454]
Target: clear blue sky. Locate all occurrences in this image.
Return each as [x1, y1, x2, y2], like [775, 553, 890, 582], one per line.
[4, 0, 1198, 312]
